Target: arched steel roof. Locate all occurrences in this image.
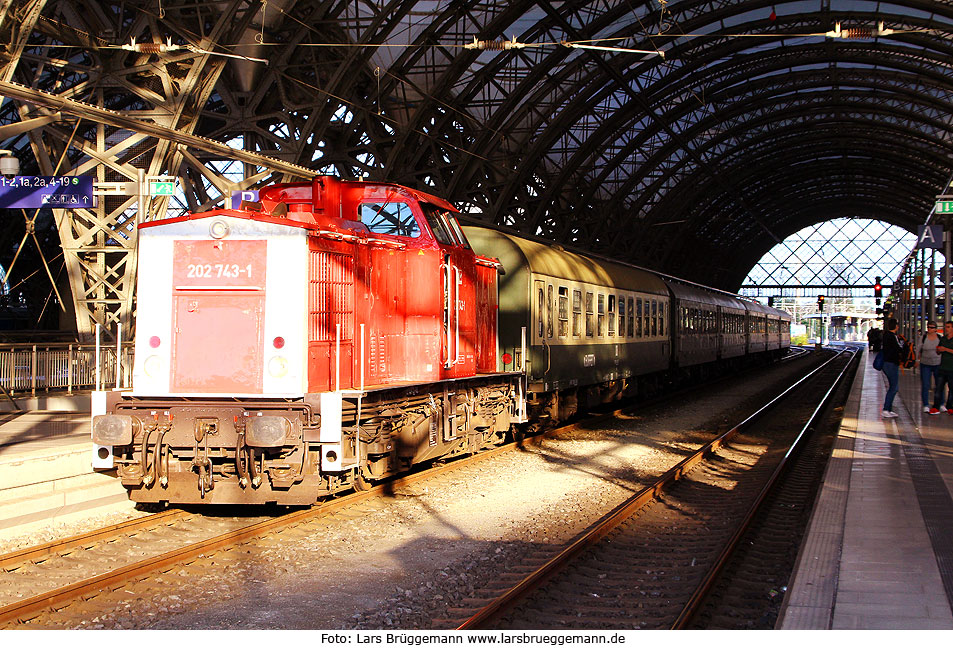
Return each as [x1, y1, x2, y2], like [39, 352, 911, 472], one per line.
[2, 1, 953, 333]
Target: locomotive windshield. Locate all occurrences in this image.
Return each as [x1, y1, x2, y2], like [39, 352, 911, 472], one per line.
[358, 201, 421, 238]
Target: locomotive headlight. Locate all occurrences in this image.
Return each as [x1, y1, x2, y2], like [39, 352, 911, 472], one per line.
[268, 355, 289, 378]
[144, 355, 163, 378]
[209, 219, 230, 239]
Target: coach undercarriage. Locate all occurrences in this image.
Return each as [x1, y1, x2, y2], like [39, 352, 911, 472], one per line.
[97, 375, 522, 505]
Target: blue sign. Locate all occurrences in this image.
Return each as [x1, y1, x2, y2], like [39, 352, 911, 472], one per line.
[917, 224, 943, 250]
[0, 176, 95, 209]
[231, 189, 259, 206]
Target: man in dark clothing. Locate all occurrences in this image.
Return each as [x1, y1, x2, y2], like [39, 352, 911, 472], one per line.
[868, 327, 883, 352]
[934, 321, 953, 413]
[880, 319, 901, 417]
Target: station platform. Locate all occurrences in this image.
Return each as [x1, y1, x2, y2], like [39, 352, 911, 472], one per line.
[779, 348, 953, 629]
[0, 393, 132, 537]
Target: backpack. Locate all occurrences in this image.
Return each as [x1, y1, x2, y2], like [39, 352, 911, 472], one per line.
[900, 335, 915, 369]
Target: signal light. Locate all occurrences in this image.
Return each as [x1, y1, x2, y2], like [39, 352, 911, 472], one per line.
[874, 276, 883, 298]
[817, 295, 825, 311]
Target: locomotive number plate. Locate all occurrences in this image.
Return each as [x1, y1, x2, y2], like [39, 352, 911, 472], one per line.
[583, 354, 596, 367]
[173, 240, 267, 289]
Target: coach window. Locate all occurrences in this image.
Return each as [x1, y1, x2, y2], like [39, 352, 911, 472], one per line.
[586, 292, 594, 337]
[558, 287, 569, 338]
[651, 300, 658, 336]
[359, 202, 421, 238]
[618, 296, 626, 338]
[597, 294, 605, 337]
[607, 295, 616, 336]
[572, 290, 582, 337]
[627, 297, 634, 337]
[537, 284, 545, 338]
[659, 301, 665, 336]
[547, 284, 555, 339]
[636, 298, 643, 337]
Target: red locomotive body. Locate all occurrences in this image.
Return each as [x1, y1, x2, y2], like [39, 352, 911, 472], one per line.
[91, 177, 522, 504]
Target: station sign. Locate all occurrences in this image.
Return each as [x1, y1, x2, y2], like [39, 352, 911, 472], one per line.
[0, 175, 95, 209]
[231, 190, 259, 206]
[917, 224, 944, 249]
[936, 201, 953, 214]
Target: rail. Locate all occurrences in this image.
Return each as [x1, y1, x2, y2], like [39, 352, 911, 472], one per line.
[0, 341, 134, 398]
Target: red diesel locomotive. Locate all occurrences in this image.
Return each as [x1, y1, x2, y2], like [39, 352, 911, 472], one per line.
[91, 176, 523, 504]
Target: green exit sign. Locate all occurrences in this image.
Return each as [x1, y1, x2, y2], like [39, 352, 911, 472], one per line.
[149, 181, 176, 196]
[937, 201, 953, 214]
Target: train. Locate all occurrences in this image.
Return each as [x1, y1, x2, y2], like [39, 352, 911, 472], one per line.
[90, 176, 791, 505]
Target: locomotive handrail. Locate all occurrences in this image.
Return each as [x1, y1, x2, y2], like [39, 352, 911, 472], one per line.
[365, 237, 406, 250]
[454, 263, 461, 367]
[311, 229, 361, 243]
[441, 262, 452, 369]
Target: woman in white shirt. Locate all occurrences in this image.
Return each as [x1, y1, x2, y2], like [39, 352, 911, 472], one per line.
[919, 320, 942, 414]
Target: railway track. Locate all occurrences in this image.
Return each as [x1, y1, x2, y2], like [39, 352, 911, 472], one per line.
[0, 349, 818, 628]
[452, 347, 858, 629]
[0, 411, 617, 627]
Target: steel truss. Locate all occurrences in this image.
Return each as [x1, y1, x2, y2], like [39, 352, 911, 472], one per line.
[2, 1, 953, 338]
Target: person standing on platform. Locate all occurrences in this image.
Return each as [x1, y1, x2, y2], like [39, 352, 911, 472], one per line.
[880, 318, 902, 418]
[919, 321, 942, 414]
[868, 326, 883, 352]
[934, 321, 953, 414]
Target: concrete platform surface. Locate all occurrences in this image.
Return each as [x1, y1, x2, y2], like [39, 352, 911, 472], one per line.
[780, 347, 953, 629]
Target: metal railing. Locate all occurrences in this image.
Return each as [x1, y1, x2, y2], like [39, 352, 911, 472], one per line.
[0, 342, 134, 397]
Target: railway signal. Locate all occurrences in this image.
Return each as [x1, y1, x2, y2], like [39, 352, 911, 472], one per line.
[874, 277, 883, 306]
[817, 295, 825, 312]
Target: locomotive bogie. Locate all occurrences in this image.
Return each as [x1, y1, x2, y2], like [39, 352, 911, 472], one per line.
[94, 375, 520, 505]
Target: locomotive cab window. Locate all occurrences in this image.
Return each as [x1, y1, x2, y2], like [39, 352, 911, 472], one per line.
[424, 206, 471, 249]
[423, 207, 456, 245]
[359, 201, 421, 238]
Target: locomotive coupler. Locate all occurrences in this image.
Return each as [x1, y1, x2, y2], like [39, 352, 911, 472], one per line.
[192, 436, 214, 497]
